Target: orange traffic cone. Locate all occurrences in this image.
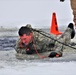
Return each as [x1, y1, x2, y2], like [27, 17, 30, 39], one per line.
[50, 12, 62, 35]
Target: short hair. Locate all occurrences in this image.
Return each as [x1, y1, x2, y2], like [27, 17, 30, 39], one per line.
[18, 26, 32, 36]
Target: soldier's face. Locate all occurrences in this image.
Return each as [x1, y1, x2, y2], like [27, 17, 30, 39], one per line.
[20, 33, 33, 45]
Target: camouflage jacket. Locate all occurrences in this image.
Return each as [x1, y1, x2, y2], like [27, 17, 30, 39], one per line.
[15, 30, 57, 54]
[15, 27, 72, 56]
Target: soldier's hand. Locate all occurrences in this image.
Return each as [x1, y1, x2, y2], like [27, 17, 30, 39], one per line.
[19, 42, 26, 48]
[48, 52, 60, 58]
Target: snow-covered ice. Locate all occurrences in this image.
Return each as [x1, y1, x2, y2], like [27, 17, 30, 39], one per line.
[0, 30, 76, 75]
[0, 61, 76, 75]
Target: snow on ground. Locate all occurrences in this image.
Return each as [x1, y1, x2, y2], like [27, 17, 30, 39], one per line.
[0, 61, 76, 75]
[0, 44, 76, 75]
[0, 30, 76, 75]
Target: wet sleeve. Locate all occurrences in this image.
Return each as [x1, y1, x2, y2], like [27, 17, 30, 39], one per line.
[15, 39, 26, 54]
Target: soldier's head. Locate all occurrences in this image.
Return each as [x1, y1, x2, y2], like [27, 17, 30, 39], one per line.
[18, 26, 33, 45]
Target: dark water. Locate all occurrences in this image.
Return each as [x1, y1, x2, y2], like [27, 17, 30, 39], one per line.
[0, 29, 50, 51]
[0, 36, 17, 50]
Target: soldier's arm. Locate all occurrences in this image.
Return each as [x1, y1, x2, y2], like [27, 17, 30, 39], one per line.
[15, 38, 26, 54]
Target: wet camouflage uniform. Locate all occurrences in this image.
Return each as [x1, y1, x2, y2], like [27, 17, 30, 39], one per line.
[15, 25, 72, 57]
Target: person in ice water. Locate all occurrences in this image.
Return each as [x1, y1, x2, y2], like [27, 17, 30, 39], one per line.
[15, 23, 75, 58]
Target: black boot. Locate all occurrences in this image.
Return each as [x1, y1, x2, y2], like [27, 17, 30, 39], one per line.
[68, 23, 75, 39]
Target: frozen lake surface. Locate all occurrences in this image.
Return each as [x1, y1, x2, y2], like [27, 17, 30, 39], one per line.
[0, 50, 76, 75]
[0, 30, 76, 75]
[0, 60, 76, 75]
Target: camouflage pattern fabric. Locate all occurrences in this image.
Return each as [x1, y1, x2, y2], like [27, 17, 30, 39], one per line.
[53, 27, 72, 56]
[15, 27, 72, 56]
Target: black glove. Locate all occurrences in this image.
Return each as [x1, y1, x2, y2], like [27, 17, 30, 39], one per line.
[48, 52, 60, 58]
